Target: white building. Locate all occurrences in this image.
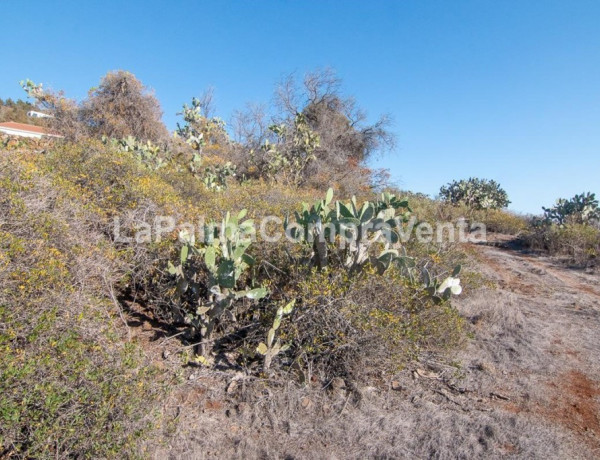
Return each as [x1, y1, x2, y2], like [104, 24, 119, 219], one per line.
[0, 122, 62, 139]
[27, 110, 53, 119]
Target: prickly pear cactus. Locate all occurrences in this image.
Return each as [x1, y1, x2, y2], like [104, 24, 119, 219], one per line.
[167, 210, 268, 358]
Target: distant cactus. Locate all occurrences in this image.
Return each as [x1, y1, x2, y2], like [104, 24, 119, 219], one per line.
[202, 162, 237, 192]
[440, 178, 510, 210]
[176, 98, 236, 191]
[542, 192, 599, 226]
[176, 97, 228, 152]
[102, 135, 167, 170]
[250, 113, 320, 185]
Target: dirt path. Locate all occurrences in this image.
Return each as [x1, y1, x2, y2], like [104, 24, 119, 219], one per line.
[149, 238, 600, 459]
[451, 241, 600, 458]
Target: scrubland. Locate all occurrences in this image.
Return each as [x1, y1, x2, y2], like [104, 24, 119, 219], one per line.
[2, 70, 599, 459]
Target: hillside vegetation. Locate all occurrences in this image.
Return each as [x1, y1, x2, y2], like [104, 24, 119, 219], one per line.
[1, 70, 597, 458]
[0, 132, 470, 457]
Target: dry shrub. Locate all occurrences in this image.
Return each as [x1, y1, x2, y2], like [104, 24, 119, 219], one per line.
[0, 150, 164, 458]
[20, 81, 89, 141]
[480, 209, 529, 235]
[231, 69, 394, 194]
[524, 222, 600, 266]
[215, 257, 467, 384]
[23, 71, 168, 143]
[83, 70, 169, 143]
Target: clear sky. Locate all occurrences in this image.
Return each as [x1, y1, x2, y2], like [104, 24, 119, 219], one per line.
[1, 0, 599, 214]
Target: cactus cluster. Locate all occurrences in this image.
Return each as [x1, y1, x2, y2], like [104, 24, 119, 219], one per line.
[250, 113, 320, 185]
[175, 98, 236, 192]
[202, 162, 237, 192]
[167, 210, 268, 358]
[186, 144, 236, 191]
[183, 139, 236, 191]
[285, 188, 463, 302]
[167, 190, 465, 366]
[20, 79, 44, 99]
[284, 188, 413, 274]
[176, 98, 227, 152]
[440, 178, 510, 210]
[542, 192, 600, 226]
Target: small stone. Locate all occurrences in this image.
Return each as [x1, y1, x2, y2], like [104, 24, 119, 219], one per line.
[415, 368, 441, 379]
[391, 381, 403, 391]
[235, 402, 248, 415]
[330, 377, 346, 391]
[301, 397, 312, 409]
[226, 380, 238, 395]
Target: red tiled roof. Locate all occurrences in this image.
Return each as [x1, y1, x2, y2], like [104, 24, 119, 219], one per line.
[0, 121, 52, 135]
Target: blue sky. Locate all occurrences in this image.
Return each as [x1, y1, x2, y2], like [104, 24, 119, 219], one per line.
[1, 0, 599, 214]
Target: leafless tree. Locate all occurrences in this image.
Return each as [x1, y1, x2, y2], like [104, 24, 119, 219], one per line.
[231, 103, 269, 146]
[275, 69, 395, 190]
[22, 84, 88, 141]
[231, 69, 394, 190]
[194, 86, 217, 118]
[82, 70, 169, 143]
